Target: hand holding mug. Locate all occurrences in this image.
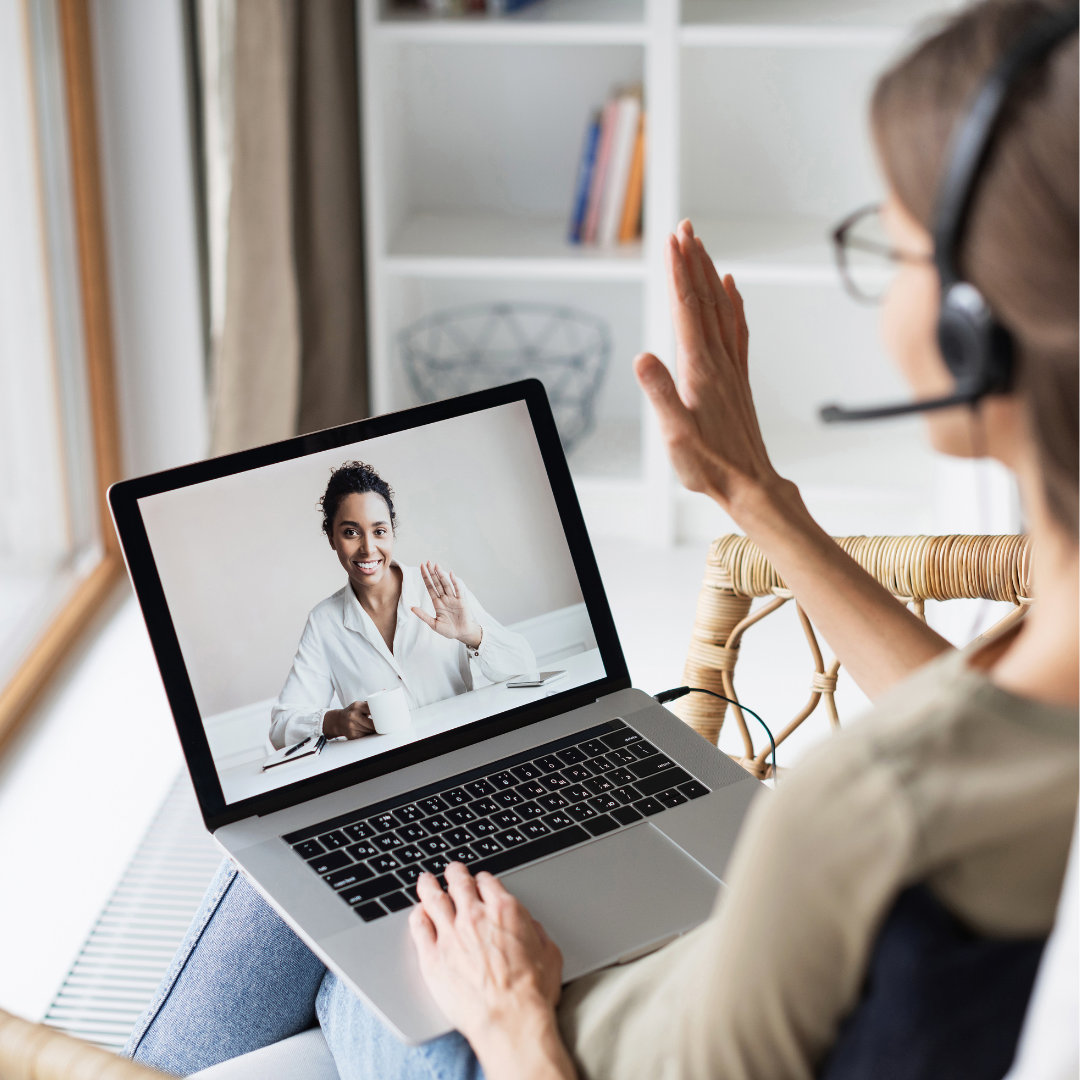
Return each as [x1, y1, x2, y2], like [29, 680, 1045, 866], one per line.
[322, 700, 374, 740]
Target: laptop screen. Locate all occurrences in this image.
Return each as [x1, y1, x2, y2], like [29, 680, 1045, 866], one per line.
[112, 383, 628, 826]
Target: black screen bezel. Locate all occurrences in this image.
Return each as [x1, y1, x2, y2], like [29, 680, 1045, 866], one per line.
[108, 380, 630, 830]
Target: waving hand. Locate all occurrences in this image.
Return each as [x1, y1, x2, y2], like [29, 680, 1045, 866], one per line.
[411, 561, 483, 648]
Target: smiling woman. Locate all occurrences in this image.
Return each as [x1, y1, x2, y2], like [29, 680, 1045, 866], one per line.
[0, 0, 122, 752]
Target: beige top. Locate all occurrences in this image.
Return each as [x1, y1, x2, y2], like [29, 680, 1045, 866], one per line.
[557, 646, 1078, 1080]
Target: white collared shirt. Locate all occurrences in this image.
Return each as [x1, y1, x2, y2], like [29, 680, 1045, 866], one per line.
[269, 562, 537, 747]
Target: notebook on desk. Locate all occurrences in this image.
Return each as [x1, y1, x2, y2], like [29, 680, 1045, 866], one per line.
[108, 378, 763, 1044]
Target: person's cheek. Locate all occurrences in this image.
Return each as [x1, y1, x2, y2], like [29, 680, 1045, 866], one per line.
[881, 269, 951, 399]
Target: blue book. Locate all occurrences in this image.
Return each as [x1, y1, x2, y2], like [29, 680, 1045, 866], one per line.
[568, 111, 601, 245]
[488, 0, 544, 12]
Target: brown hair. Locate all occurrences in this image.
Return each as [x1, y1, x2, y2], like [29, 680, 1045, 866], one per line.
[870, 0, 1079, 536]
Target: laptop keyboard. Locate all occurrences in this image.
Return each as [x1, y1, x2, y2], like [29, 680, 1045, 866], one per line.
[282, 718, 710, 922]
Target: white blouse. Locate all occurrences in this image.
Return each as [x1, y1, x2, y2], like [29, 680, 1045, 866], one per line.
[269, 562, 537, 748]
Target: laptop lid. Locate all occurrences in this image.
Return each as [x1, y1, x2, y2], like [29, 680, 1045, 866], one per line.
[109, 380, 630, 832]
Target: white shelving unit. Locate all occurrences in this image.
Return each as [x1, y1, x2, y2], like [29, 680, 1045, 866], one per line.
[359, 0, 976, 545]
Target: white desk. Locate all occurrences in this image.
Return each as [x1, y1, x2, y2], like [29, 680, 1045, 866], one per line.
[216, 648, 605, 804]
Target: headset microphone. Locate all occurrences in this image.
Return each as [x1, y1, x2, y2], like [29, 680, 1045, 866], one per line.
[819, 2, 1078, 426]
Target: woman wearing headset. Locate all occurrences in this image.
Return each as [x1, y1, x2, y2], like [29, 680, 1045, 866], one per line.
[127, 2, 1077, 1077]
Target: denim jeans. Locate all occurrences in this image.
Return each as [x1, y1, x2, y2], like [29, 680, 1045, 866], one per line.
[124, 859, 483, 1080]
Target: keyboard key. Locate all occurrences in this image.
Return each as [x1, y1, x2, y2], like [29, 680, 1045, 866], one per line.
[537, 793, 569, 812]
[536, 755, 563, 773]
[446, 805, 477, 826]
[490, 770, 517, 789]
[562, 785, 591, 804]
[600, 728, 643, 749]
[517, 801, 546, 820]
[397, 864, 424, 886]
[293, 839, 324, 860]
[567, 803, 599, 822]
[611, 805, 644, 826]
[343, 822, 375, 843]
[447, 847, 478, 864]
[425, 814, 452, 834]
[629, 755, 679, 781]
[493, 789, 524, 808]
[319, 830, 349, 849]
[397, 845, 425, 864]
[471, 838, 503, 858]
[556, 746, 587, 766]
[370, 854, 401, 874]
[542, 811, 574, 831]
[444, 827, 474, 847]
[610, 768, 637, 787]
[491, 809, 523, 830]
[398, 822, 428, 844]
[470, 825, 590, 878]
[582, 814, 619, 837]
[443, 787, 470, 806]
[562, 764, 593, 783]
[392, 805, 424, 825]
[423, 855, 452, 875]
[464, 779, 495, 798]
[373, 832, 404, 852]
[472, 797, 500, 816]
[418, 796, 448, 816]
[308, 851, 350, 875]
[324, 863, 374, 890]
[657, 789, 689, 809]
[382, 890, 414, 912]
[589, 756, 616, 773]
[345, 840, 379, 861]
[355, 900, 387, 922]
[467, 819, 499, 837]
[629, 742, 659, 761]
[590, 794, 621, 814]
[499, 829, 527, 847]
[539, 774, 570, 791]
[511, 763, 542, 782]
[634, 766, 692, 796]
[584, 776, 614, 795]
[372, 813, 397, 833]
[634, 797, 665, 817]
[418, 836, 450, 855]
[679, 780, 710, 800]
[340, 873, 401, 905]
[518, 780, 547, 800]
[578, 739, 607, 757]
[606, 748, 637, 767]
[611, 787, 637, 805]
[520, 820, 551, 840]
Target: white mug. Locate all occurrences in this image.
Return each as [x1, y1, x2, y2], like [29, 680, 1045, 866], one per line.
[366, 686, 412, 735]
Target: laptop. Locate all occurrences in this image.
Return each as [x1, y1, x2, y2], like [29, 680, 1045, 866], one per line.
[108, 378, 763, 1044]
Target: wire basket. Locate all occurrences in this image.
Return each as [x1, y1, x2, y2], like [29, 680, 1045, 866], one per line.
[397, 302, 611, 453]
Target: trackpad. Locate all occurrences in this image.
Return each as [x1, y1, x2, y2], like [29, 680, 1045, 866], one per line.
[501, 824, 719, 979]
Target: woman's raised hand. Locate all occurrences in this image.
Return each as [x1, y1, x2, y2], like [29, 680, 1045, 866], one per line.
[412, 561, 482, 648]
[635, 220, 781, 513]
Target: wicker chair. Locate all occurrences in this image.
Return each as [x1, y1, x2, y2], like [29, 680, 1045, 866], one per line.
[0, 1008, 162, 1078]
[673, 534, 1032, 779]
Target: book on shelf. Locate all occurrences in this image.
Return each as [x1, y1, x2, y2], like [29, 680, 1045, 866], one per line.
[391, 0, 544, 13]
[574, 84, 644, 248]
[567, 110, 601, 244]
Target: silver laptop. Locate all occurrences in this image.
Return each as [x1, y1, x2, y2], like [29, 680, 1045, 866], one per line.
[109, 378, 763, 1044]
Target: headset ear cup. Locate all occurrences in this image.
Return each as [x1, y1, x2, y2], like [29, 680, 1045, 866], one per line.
[937, 281, 1013, 395]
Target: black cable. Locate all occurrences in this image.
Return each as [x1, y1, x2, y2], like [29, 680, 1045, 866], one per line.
[654, 686, 777, 780]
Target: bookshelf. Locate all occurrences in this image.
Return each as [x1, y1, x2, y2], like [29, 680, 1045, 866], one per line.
[359, 0, 985, 545]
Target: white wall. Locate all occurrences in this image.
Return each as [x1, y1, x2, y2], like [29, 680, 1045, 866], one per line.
[138, 400, 586, 716]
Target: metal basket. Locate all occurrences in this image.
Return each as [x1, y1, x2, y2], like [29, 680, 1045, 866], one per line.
[397, 301, 611, 452]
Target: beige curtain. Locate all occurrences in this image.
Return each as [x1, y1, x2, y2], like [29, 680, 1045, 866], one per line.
[205, 0, 368, 455]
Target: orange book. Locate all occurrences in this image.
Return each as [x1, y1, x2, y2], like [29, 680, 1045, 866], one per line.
[619, 111, 646, 243]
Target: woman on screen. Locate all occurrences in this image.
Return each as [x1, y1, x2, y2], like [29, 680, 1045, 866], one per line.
[269, 461, 537, 748]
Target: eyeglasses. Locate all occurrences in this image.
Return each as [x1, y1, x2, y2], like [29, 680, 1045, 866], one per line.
[830, 202, 934, 305]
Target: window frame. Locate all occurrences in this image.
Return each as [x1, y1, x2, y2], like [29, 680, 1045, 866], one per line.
[0, 0, 123, 753]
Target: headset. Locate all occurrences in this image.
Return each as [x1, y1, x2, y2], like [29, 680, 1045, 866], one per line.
[820, 2, 1079, 425]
